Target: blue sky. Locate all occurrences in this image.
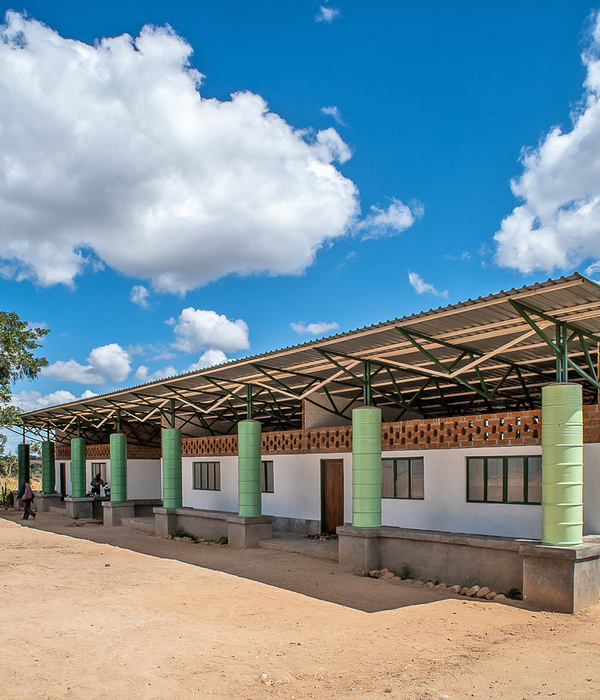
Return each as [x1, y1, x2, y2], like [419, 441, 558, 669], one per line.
[2, 2, 600, 446]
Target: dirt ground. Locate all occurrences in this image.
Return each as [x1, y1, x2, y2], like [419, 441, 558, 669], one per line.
[1, 509, 600, 699]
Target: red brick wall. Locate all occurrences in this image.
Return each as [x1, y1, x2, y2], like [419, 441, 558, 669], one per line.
[583, 404, 600, 443]
[54, 443, 160, 460]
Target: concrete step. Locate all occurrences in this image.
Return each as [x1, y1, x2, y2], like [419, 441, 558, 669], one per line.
[121, 516, 155, 533]
[257, 534, 338, 562]
[49, 505, 67, 515]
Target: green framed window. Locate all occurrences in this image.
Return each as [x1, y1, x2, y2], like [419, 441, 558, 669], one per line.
[382, 457, 424, 499]
[261, 460, 274, 493]
[466, 455, 541, 504]
[193, 461, 221, 491]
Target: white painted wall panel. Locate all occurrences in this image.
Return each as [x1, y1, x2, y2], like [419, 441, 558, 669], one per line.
[381, 446, 543, 539]
[262, 453, 329, 521]
[127, 460, 161, 499]
[181, 456, 238, 512]
[180, 453, 338, 521]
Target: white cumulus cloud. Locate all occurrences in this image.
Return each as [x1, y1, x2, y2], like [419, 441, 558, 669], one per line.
[0, 12, 358, 293]
[356, 198, 424, 239]
[42, 343, 132, 385]
[135, 349, 228, 382]
[12, 389, 97, 411]
[494, 12, 600, 273]
[408, 272, 448, 298]
[169, 308, 250, 353]
[134, 364, 178, 382]
[290, 321, 340, 336]
[130, 285, 150, 308]
[88, 344, 132, 382]
[187, 349, 228, 371]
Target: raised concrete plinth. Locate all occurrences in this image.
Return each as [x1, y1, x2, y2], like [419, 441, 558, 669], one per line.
[153, 507, 274, 548]
[338, 526, 600, 612]
[338, 526, 380, 570]
[102, 500, 136, 526]
[153, 507, 181, 537]
[226, 514, 275, 549]
[65, 496, 107, 520]
[521, 542, 600, 613]
[34, 493, 61, 513]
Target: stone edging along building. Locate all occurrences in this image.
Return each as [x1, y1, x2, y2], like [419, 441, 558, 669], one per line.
[20, 273, 600, 612]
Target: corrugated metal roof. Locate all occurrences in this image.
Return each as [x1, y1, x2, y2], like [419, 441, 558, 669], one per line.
[20, 273, 600, 444]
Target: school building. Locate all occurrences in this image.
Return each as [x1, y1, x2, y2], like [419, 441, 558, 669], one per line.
[19, 273, 600, 612]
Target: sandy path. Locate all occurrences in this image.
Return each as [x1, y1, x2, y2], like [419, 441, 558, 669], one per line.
[1, 512, 599, 699]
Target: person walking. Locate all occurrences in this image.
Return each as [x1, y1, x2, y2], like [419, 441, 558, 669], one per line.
[17, 477, 36, 520]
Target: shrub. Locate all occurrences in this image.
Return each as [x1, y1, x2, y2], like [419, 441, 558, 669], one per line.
[170, 525, 197, 541]
[399, 562, 413, 580]
[459, 576, 478, 589]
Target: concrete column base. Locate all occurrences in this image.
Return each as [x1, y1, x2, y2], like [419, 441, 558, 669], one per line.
[226, 514, 275, 548]
[337, 526, 380, 570]
[65, 497, 107, 520]
[102, 500, 136, 526]
[153, 507, 179, 537]
[65, 497, 93, 519]
[34, 493, 61, 513]
[521, 542, 600, 613]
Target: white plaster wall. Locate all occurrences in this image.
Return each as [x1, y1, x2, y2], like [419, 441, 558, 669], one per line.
[127, 460, 161, 499]
[381, 445, 543, 539]
[262, 453, 331, 521]
[584, 443, 600, 534]
[181, 456, 238, 512]
[154, 441, 600, 538]
[59, 459, 160, 499]
[180, 453, 335, 521]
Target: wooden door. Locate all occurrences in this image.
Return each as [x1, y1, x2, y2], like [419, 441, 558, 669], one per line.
[321, 459, 344, 534]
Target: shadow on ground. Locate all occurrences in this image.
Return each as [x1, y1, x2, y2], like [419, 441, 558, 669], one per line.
[1, 509, 527, 614]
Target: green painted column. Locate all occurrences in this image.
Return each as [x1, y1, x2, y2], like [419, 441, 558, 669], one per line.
[17, 443, 30, 488]
[71, 438, 86, 498]
[41, 441, 55, 493]
[162, 428, 182, 508]
[110, 433, 128, 502]
[541, 383, 583, 547]
[238, 419, 261, 517]
[352, 406, 382, 528]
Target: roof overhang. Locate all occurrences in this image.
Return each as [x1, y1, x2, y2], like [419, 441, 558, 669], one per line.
[19, 273, 600, 445]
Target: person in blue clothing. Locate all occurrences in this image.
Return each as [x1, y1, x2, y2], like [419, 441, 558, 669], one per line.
[17, 477, 36, 520]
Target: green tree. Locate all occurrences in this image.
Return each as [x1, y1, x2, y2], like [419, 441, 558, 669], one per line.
[0, 310, 49, 428]
[0, 433, 16, 481]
